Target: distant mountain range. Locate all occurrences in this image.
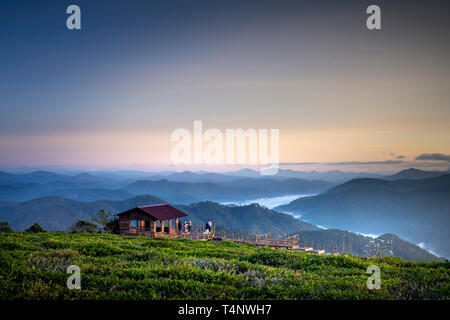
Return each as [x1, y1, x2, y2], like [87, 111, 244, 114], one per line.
[0, 170, 119, 187]
[127, 178, 332, 204]
[0, 170, 333, 203]
[7, 167, 445, 186]
[276, 173, 450, 258]
[384, 168, 450, 180]
[5, 167, 447, 204]
[223, 168, 388, 182]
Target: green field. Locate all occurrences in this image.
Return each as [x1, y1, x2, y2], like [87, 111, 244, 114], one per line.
[0, 233, 448, 300]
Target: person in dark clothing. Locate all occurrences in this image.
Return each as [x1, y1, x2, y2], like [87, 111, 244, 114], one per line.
[178, 220, 182, 232]
[208, 220, 212, 232]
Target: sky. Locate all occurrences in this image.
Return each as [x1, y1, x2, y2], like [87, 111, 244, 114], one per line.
[0, 0, 449, 173]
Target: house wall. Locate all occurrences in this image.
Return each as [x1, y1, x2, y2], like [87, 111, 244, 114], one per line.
[118, 209, 156, 236]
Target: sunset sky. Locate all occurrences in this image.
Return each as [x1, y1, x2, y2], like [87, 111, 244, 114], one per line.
[1, 0, 449, 173]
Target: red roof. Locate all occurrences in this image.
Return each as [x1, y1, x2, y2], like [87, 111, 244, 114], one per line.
[117, 203, 188, 220]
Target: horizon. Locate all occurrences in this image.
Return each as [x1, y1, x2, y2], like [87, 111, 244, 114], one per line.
[1, 165, 449, 176]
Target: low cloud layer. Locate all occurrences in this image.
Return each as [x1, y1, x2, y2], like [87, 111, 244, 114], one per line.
[387, 152, 406, 159]
[279, 160, 405, 166]
[415, 153, 450, 162]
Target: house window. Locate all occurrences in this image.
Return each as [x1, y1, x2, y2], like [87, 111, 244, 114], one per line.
[130, 220, 138, 228]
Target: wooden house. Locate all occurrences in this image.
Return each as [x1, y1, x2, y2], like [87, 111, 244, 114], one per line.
[117, 204, 188, 237]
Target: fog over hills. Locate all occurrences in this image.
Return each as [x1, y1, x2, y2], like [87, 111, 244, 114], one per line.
[0, 167, 396, 185]
[384, 168, 450, 180]
[0, 170, 333, 203]
[276, 173, 450, 258]
[0, 170, 121, 188]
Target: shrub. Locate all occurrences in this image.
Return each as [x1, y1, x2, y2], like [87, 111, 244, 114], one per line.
[0, 222, 13, 233]
[70, 220, 98, 233]
[24, 223, 46, 233]
[91, 209, 111, 233]
[105, 218, 119, 234]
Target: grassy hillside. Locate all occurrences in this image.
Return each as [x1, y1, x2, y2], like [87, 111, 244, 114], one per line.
[0, 233, 448, 300]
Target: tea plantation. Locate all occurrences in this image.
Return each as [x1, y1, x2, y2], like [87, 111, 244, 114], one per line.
[0, 233, 448, 299]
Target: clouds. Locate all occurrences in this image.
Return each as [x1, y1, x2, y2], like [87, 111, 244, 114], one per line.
[281, 154, 450, 168]
[389, 153, 406, 159]
[415, 153, 450, 162]
[384, 152, 406, 160]
[279, 160, 405, 166]
[279, 154, 450, 172]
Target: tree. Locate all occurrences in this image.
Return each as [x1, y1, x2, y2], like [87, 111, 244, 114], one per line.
[105, 218, 119, 234]
[0, 221, 13, 233]
[25, 223, 46, 233]
[70, 220, 98, 233]
[91, 209, 111, 233]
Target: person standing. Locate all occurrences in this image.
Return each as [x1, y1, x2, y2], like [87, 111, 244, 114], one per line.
[205, 220, 213, 237]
